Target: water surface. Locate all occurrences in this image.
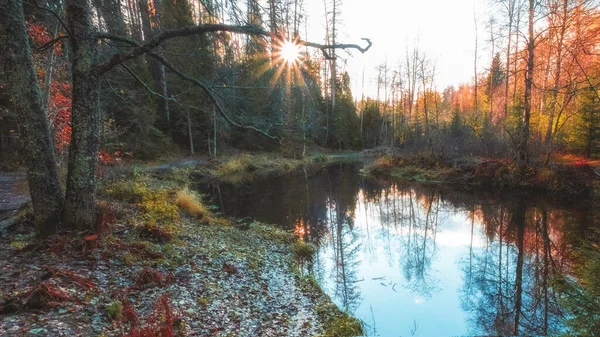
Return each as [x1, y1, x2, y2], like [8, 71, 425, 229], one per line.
[199, 162, 592, 336]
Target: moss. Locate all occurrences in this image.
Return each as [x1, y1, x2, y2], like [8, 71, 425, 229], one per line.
[320, 316, 363, 337]
[10, 241, 26, 250]
[249, 221, 295, 244]
[105, 301, 123, 321]
[291, 240, 315, 261]
[390, 165, 439, 182]
[123, 252, 137, 265]
[298, 275, 363, 337]
[199, 153, 324, 183]
[197, 297, 209, 308]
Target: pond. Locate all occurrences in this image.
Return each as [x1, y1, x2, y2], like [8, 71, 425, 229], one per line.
[198, 162, 593, 337]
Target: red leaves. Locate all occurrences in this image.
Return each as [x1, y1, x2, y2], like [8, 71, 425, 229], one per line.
[20, 282, 71, 310]
[122, 294, 180, 337]
[49, 81, 72, 151]
[134, 268, 171, 289]
[48, 268, 96, 290]
[99, 150, 133, 165]
[222, 263, 237, 274]
[27, 23, 50, 45]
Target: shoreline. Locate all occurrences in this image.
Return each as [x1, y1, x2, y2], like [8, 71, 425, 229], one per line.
[0, 165, 362, 337]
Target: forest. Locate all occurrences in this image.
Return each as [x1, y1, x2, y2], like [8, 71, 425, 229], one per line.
[1, 0, 600, 336]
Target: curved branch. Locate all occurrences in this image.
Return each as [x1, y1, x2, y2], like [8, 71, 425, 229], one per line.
[147, 53, 283, 143]
[95, 24, 268, 75]
[25, 0, 72, 37]
[303, 38, 373, 60]
[33, 35, 69, 53]
[120, 64, 175, 101]
[95, 27, 373, 74]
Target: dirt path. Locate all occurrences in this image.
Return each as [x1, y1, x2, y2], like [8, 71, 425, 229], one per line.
[0, 173, 29, 231]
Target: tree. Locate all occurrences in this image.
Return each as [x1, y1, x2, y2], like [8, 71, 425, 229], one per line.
[1, 0, 372, 232]
[516, 0, 535, 172]
[0, 0, 65, 231]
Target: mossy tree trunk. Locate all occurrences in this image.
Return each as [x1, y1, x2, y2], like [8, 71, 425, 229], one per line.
[64, 0, 101, 229]
[0, 0, 65, 232]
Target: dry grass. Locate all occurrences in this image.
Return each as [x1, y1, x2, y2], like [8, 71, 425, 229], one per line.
[175, 189, 208, 219]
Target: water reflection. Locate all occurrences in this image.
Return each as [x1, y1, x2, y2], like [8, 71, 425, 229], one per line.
[199, 163, 591, 336]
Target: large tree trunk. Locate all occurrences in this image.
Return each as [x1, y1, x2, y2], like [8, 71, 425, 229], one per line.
[64, 0, 101, 230]
[0, 0, 64, 232]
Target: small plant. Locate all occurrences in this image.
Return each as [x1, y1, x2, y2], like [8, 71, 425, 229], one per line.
[10, 241, 26, 251]
[11, 282, 72, 311]
[196, 297, 209, 308]
[106, 301, 124, 321]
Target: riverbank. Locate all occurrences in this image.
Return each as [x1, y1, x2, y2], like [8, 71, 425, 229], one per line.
[0, 167, 361, 336]
[360, 151, 600, 199]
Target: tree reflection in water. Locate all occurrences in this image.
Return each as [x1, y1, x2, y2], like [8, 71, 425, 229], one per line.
[200, 162, 592, 336]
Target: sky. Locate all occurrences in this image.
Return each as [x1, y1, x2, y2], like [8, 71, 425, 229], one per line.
[302, 0, 493, 99]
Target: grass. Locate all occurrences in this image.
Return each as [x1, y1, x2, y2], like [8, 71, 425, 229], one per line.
[298, 275, 363, 337]
[199, 152, 337, 183]
[175, 188, 208, 219]
[291, 240, 316, 261]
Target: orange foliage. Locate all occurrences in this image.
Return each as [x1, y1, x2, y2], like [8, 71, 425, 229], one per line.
[49, 82, 72, 150]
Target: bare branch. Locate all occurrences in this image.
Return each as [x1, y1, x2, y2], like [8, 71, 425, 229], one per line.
[33, 35, 69, 53]
[119, 64, 175, 101]
[147, 53, 283, 143]
[95, 27, 372, 74]
[304, 38, 373, 60]
[24, 0, 72, 37]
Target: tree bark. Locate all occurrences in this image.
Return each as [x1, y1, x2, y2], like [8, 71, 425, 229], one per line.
[0, 0, 65, 232]
[64, 0, 101, 230]
[517, 0, 534, 173]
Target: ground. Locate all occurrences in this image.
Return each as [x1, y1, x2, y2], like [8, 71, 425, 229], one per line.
[0, 220, 323, 336]
[0, 157, 358, 337]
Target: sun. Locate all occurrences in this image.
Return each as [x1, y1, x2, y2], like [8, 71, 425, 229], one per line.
[279, 40, 301, 64]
